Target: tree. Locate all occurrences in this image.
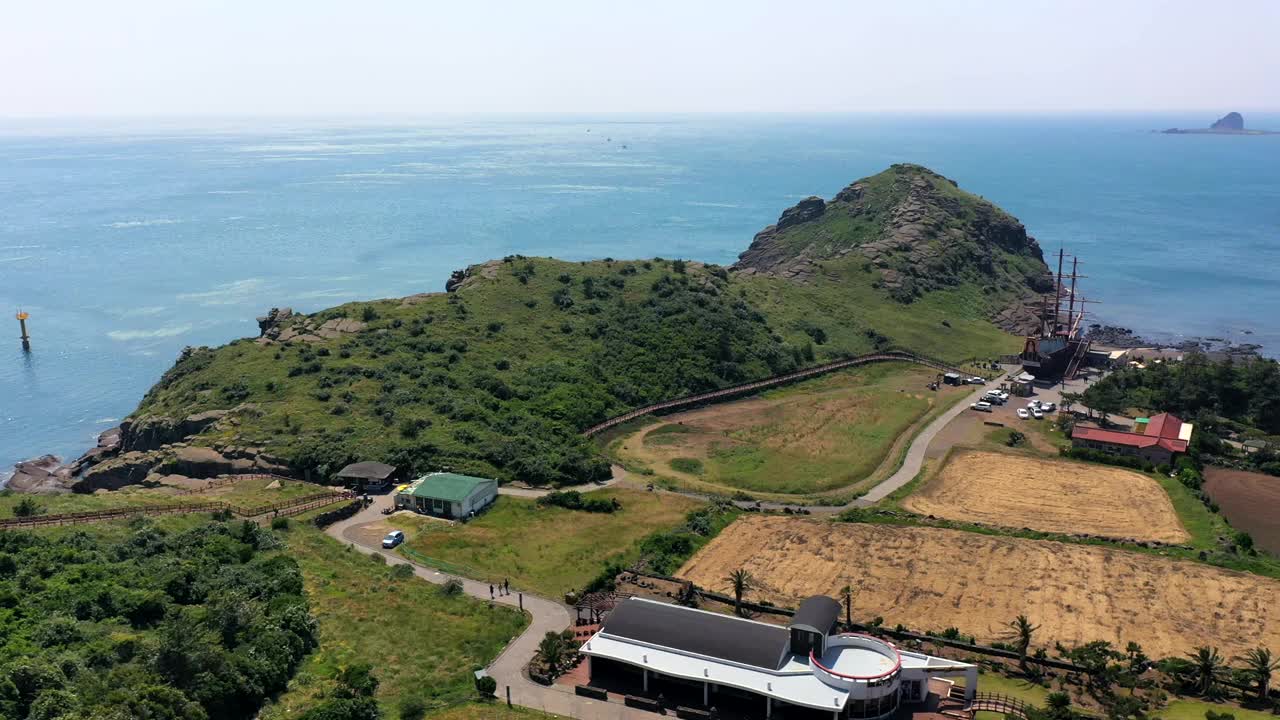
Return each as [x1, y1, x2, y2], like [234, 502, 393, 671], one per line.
[475, 675, 497, 698]
[1237, 647, 1279, 702]
[1186, 646, 1226, 696]
[1045, 691, 1072, 720]
[839, 584, 856, 629]
[1005, 615, 1040, 673]
[538, 631, 567, 674]
[13, 497, 42, 517]
[726, 568, 755, 617]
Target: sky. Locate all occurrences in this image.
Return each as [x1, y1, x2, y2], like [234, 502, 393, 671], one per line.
[2, 0, 1278, 116]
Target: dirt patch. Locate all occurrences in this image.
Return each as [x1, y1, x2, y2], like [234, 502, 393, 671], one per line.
[677, 515, 1280, 659]
[903, 449, 1189, 543]
[1206, 467, 1280, 555]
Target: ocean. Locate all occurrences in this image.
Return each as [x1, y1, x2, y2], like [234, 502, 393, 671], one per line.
[2, 113, 1279, 476]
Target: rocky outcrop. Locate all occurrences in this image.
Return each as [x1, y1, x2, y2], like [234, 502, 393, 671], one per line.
[77, 450, 169, 491]
[1211, 112, 1245, 131]
[167, 445, 291, 478]
[120, 410, 230, 452]
[733, 164, 1049, 335]
[7, 455, 74, 494]
[257, 307, 294, 339]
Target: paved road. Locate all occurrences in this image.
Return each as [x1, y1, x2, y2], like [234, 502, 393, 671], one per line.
[323, 494, 649, 719]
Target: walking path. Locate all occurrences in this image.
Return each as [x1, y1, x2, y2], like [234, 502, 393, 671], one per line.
[323, 494, 649, 719]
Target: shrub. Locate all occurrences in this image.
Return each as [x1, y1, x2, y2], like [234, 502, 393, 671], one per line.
[13, 497, 43, 517]
[536, 490, 620, 513]
[441, 578, 464, 596]
[312, 501, 364, 529]
[390, 563, 415, 580]
[398, 696, 427, 720]
[360, 306, 379, 322]
[475, 675, 497, 697]
[271, 516, 291, 531]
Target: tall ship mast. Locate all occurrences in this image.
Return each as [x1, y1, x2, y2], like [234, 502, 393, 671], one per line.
[1019, 249, 1092, 380]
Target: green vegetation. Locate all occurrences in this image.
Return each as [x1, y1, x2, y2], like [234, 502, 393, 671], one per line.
[126, 165, 1032, 488]
[668, 457, 704, 474]
[390, 489, 704, 597]
[0, 477, 329, 519]
[0, 518, 317, 720]
[261, 521, 526, 718]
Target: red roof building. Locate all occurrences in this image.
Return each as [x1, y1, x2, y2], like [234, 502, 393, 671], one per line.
[1071, 412, 1191, 464]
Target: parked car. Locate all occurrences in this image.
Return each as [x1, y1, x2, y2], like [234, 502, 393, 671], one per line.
[969, 376, 986, 384]
[1041, 402, 1056, 412]
[382, 530, 405, 548]
[1032, 409, 1045, 420]
[1017, 408, 1030, 419]
[971, 401, 993, 412]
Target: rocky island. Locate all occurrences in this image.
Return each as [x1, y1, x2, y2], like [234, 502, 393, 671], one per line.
[1162, 111, 1277, 135]
[9, 164, 1051, 493]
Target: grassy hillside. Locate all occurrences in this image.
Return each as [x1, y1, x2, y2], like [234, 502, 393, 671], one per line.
[127, 165, 1034, 486]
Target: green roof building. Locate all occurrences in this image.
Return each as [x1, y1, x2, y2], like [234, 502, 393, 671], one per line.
[395, 472, 498, 520]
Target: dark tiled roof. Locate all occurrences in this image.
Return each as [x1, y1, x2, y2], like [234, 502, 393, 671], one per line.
[336, 461, 397, 480]
[601, 599, 789, 670]
[791, 595, 840, 634]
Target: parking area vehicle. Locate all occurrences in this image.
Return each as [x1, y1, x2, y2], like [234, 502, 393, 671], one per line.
[382, 530, 405, 548]
[971, 401, 993, 412]
[1017, 408, 1030, 419]
[1041, 401, 1056, 413]
[1032, 409, 1044, 420]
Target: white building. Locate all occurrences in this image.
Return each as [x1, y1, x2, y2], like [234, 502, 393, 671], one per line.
[580, 596, 977, 719]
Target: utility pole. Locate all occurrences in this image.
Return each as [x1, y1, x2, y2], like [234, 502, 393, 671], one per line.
[16, 311, 30, 351]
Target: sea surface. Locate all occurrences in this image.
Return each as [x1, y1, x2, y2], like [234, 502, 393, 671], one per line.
[3, 114, 1279, 477]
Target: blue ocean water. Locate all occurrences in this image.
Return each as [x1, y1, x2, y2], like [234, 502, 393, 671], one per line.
[2, 114, 1279, 475]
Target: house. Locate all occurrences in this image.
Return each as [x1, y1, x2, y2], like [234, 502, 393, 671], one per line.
[580, 595, 977, 719]
[335, 461, 398, 491]
[1071, 412, 1193, 465]
[394, 472, 498, 519]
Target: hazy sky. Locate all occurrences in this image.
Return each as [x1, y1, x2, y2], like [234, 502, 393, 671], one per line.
[4, 0, 1278, 116]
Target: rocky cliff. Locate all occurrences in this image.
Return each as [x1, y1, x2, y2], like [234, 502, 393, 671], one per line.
[734, 164, 1051, 333]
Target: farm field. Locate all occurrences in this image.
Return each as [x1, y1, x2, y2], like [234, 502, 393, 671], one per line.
[902, 450, 1190, 543]
[613, 362, 964, 495]
[676, 515, 1280, 659]
[261, 520, 527, 718]
[0, 475, 327, 518]
[1205, 467, 1280, 555]
[386, 488, 704, 597]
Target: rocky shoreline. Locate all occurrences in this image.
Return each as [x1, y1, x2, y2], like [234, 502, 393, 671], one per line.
[1085, 322, 1264, 358]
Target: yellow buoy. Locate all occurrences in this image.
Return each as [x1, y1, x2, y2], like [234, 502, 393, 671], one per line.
[16, 310, 30, 350]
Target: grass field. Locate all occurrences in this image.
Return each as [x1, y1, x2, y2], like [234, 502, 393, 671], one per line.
[260, 521, 527, 718]
[425, 703, 554, 720]
[0, 476, 331, 518]
[677, 515, 1280, 659]
[387, 489, 704, 597]
[614, 363, 966, 495]
[902, 449, 1190, 543]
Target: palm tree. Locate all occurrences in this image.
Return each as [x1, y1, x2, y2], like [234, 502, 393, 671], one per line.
[1187, 646, 1225, 696]
[1004, 615, 1040, 673]
[1237, 647, 1279, 702]
[726, 568, 755, 617]
[839, 584, 855, 629]
[539, 631, 566, 674]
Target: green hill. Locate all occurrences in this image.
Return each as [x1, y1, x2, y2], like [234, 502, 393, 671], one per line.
[86, 165, 1042, 488]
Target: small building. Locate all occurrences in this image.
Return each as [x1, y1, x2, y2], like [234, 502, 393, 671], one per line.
[942, 372, 962, 386]
[1009, 372, 1036, 397]
[336, 461, 398, 491]
[581, 595, 977, 719]
[395, 472, 498, 519]
[1071, 412, 1193, 465]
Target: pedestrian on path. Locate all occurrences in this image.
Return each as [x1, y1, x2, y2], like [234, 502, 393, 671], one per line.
[489, 584, 495, 599]
[503, 578, 509, 595]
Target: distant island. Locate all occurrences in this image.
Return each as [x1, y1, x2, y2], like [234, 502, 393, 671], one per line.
[1162, 111, 1277, 135]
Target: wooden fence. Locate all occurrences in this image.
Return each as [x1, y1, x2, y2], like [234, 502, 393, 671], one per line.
[970, 692, 1032, 719]
[582, 348, 977, 437]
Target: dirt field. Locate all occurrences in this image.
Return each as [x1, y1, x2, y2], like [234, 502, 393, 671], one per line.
[1206, 467, 1280, 555]
[903, 450, 1190, 543]
[677, 515, 1280, 659]
[614, 363, 962, 495]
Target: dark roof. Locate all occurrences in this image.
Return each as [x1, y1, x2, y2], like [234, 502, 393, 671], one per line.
[790, 595, 841, 634]
[336, 461, 397, 480]
[602, 598, 789, 670]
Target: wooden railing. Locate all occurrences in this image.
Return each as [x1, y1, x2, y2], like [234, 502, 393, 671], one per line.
[969, 692, 1032, 719]
[582, 348, 974, 437]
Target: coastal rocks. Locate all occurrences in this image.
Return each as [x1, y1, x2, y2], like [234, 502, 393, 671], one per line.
[446, 268, 469, 292]
[120, 410, 230, 453]
[257, 307, 294, 339]
[168, 445, 291, 478]
[445, 259, 502, 293]
[776, 196, 825, 230]
[7, 455, 74, 494]
[78, 450, 168, 491]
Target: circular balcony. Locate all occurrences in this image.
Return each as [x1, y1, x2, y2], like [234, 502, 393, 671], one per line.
[809, 633, 902, 700]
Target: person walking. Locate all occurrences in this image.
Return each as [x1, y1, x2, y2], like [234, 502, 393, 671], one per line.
[489, 584, 495, 599]
[503, 578, 509, 595]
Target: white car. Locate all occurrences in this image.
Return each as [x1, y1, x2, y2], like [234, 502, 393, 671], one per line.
[382, 530, 405, 548]
[1041, 402, 1056, 413]
[1032, 409, 1044, 420]
[1017, 408, 1030, 419]
[971, 401, 993, 412]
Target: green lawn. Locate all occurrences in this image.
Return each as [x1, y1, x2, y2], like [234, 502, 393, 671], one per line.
[425, 703, 554, 720]
[390, 488, 704, 597]
[956, 670, 1051, 705]
[1162, 699, 1277, 720]
[1, 477, 331, 520]
[260, 522, 528, 718]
